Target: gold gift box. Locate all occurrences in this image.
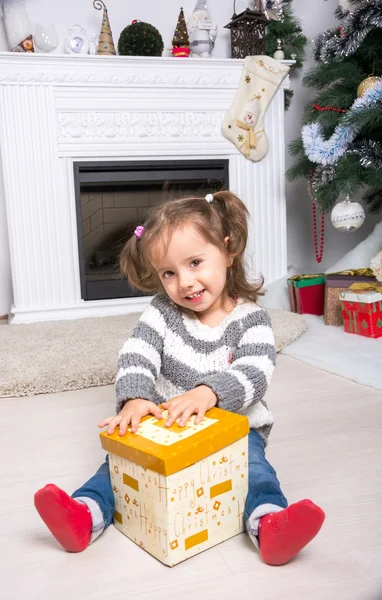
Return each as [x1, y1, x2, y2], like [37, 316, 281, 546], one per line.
[100, 407, 249, 566]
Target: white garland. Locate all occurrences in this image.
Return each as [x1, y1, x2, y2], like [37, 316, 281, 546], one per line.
[302, 78, 382, 165]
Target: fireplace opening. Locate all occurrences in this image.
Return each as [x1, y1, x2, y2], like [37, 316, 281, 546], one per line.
[74, 160, 229, 301]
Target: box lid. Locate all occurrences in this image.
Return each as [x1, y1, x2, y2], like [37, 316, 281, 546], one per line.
[100, 407, 249, 476]
[340, 288, 382, 304]
[326, 269, 376, 287]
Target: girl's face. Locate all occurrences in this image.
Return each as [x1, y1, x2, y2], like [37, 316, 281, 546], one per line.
[151, 225, 232, 315]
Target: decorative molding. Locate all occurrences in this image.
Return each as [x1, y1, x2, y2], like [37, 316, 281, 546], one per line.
[0, 71, 242, 87]
[57, 111, 225, 139]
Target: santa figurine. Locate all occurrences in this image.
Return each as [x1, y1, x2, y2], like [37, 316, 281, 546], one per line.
[188, 0, 217, 58]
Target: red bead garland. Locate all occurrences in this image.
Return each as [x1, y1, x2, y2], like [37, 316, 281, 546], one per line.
[310, 169, 325, 263]
[313, 103, 346, 113]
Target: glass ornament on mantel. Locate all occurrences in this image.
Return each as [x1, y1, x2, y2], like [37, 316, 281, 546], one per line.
[331, 195, 365, 232]
[34, 23, 59, 52]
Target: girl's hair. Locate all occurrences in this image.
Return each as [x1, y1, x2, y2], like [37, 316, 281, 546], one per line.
[120, 190, 263, 305]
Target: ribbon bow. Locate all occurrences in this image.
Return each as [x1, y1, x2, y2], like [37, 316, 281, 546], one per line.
[327, 268, 375, 277]
[348, 282, 382, 294]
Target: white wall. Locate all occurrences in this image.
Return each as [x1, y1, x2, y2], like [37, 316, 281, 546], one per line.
[0, 0, 380, 313]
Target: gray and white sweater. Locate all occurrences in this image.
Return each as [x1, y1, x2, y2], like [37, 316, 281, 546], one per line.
[116, 294, 276, 441]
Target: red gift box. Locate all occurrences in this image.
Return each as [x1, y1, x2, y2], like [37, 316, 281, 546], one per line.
[340, 285, 382, 339]
[287, 274, 325, 315]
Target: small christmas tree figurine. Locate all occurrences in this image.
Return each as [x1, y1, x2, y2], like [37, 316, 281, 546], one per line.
[172, 7, 190, 57]
[93, 0, 116, 55]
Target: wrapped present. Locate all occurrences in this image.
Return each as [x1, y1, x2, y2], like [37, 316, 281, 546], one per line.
[287, 274, 325, 315]
[340, 283, 382, 338]
[325, 269, 376, 326]
[100, 407, 249, 567]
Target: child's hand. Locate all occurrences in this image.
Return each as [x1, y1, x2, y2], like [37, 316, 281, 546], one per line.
[98, 399, 163, 436]
[161, 386, 217, 428]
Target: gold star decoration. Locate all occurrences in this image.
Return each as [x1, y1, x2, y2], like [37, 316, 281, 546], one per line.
[217, 521, 221, 526]
[170, 497, 175, 502]
[188, 512, 191, 517]
[245, 75, 251, 83]
[262, 88, 265, 92]
[170, 540, 179, 550]
[238, 135, 244, 142]
[241, 474, 245, 478]
[242, 452, 246, 456]
[212, 461, 216, 466]
[232, 496, 236, 501]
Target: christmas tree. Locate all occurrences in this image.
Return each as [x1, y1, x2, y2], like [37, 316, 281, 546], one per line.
[288, 0, 382, 214]
[172, 7, 190, 57]
[265, 0, 307, 108]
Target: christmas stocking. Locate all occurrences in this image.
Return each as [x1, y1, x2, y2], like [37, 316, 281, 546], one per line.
[222, 55, 290, 162]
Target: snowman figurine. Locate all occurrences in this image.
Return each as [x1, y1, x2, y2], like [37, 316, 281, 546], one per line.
[188, 0, 217, 58]
[236, 98, 262, 156]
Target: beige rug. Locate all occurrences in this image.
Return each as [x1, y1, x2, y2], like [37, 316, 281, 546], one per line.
[0, 309, 306, 397]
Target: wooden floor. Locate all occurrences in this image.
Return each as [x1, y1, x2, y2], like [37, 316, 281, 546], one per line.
[1, 355, 381, 600]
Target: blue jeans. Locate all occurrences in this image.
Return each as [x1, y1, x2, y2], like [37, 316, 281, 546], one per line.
[72, 431, 287, 537]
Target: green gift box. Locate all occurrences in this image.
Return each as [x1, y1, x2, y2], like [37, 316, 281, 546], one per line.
[287, 274, 326, 315]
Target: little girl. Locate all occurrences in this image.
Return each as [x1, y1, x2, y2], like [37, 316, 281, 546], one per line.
[34, 191, 325, 566]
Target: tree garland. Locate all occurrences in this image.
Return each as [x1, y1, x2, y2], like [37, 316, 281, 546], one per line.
[315, 0, 382, 62]
[302, 78, 382, 165]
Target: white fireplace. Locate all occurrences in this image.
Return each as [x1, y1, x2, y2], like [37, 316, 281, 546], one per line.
[0, 53, 291, 324]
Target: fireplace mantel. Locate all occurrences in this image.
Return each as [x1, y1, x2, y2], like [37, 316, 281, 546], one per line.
[0, 53, 292, 323]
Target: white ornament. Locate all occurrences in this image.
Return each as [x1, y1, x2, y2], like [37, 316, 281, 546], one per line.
[205, 193, 214, 203]
[331, 196, 365, 232]
[273, 38, 285, 60]
[88, 32, 100, 55]
[370, 250, 382, 282]
[64, 25, 89, 55]
[188, 0, 217, 58]
[34, 23, 59, 53]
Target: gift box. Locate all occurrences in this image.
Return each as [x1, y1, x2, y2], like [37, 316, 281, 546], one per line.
[287, 274, 325, 315]
[340, 283, 382, 338]
[325, 269, 376, 326]
[100, 407, 249, 567]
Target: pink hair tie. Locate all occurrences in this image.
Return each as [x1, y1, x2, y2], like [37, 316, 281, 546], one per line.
[134, 225, 144, 239]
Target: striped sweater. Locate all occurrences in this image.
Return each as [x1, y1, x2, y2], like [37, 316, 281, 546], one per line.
[116, 294, 276, 441]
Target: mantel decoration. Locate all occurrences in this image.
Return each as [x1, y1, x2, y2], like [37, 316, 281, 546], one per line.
[224, 1, 268, 58]
[2, 0, 34, 52]
[93, 0, 115, 55]
[64, 25, 89, 55]
[118, 20, 164, 56]
[188, 0, 217, 58]
[172, 7, 190, 57]
[33, 23, 59, 53]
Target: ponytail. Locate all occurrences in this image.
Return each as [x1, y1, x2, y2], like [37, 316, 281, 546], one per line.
[210, 191, 263, 303]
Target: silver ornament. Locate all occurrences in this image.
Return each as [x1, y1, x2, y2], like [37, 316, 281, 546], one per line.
[331, 195, 365, 232]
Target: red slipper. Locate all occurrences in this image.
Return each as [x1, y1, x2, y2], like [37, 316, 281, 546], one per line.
[259, 499, 325, 566]
[34, 484, 92, 552]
